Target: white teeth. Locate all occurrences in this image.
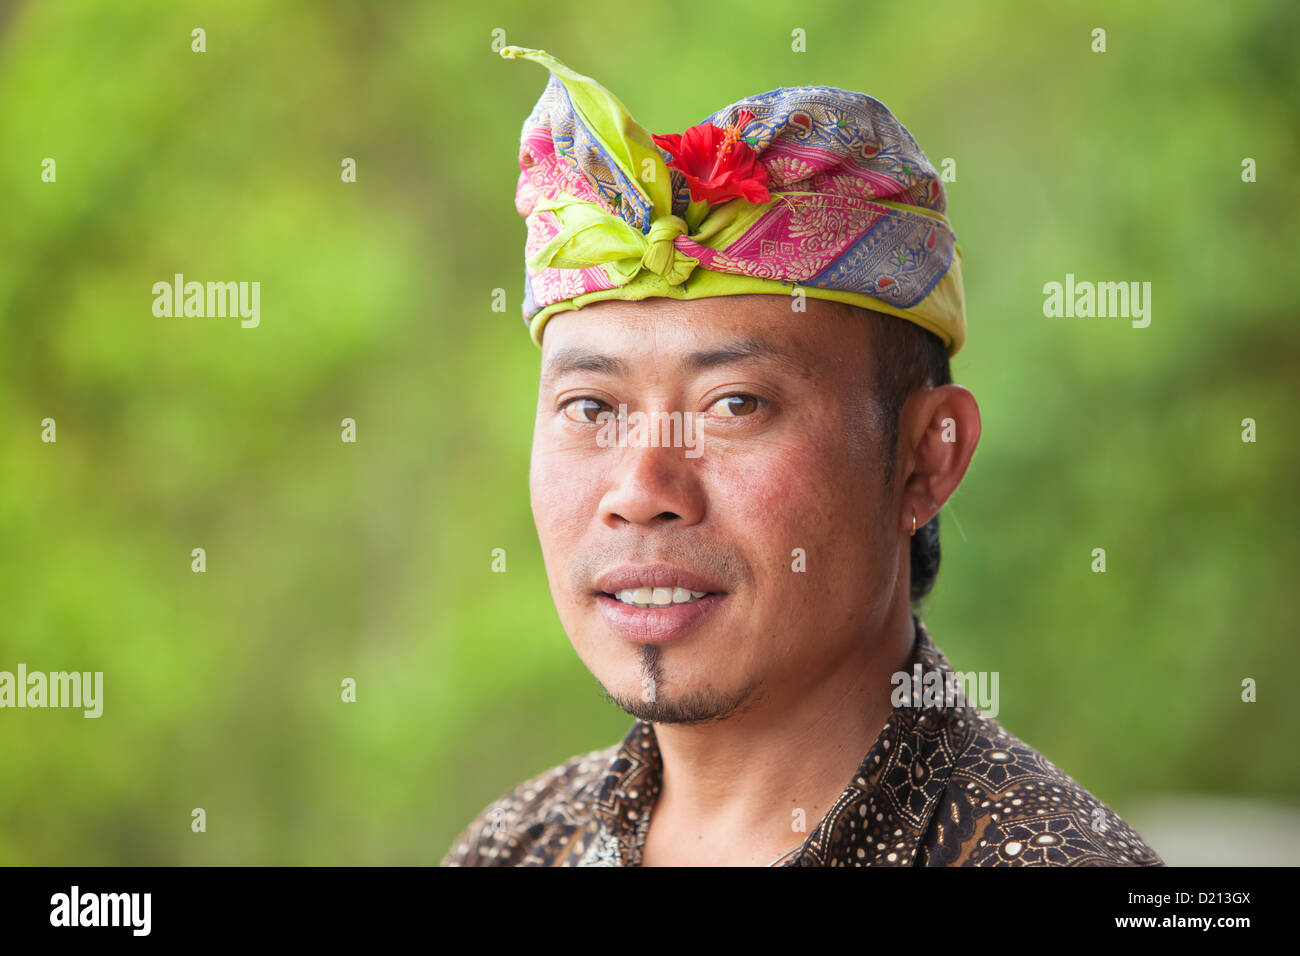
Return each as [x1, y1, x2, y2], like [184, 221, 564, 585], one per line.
[613, 586, 708, 608]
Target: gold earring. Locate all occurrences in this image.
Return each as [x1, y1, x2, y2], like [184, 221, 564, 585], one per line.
[910, 509, 917, 537]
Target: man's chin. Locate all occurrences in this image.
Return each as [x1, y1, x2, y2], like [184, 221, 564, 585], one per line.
[599, 678, 764, 726]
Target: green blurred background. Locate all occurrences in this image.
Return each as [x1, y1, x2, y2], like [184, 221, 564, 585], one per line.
[1, 0, 1297, 865]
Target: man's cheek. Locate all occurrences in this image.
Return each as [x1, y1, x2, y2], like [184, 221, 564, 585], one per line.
[532, 448, 587, 517]
[711, 454, 826, 535]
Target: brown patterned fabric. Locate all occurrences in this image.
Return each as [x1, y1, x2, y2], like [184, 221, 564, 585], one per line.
[442, 617, 1163, 867]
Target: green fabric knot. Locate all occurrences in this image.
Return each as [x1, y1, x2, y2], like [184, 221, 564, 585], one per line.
[640, 215, 695, 285]
[526, 200, 700, 289]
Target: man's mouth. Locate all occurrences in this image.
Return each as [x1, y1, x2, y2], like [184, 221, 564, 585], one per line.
[592, 564, 728, 642]
[610, 587, 710, 608]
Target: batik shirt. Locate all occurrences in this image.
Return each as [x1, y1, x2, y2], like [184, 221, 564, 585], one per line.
[441, 617, 1164, 867]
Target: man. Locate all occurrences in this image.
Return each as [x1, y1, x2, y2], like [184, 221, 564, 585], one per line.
[442, 47, 1163, 866]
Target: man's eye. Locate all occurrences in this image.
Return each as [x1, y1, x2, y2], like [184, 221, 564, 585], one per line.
[562, 397, 614, 423]
[709, 394, 761, 417]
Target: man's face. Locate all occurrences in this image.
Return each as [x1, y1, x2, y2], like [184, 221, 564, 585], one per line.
[529, 295, 903, 724]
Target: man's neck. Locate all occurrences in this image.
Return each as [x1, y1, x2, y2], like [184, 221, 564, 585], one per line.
[639, 603, 918, 866]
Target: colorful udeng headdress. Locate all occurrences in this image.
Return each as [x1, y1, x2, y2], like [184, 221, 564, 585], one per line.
[503, 46, 966, 354]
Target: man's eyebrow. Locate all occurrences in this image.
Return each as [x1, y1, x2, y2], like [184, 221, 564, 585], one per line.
[541, 347, 628, 383]
[682, 336, 808, 376]
[540, 336, 810, 383]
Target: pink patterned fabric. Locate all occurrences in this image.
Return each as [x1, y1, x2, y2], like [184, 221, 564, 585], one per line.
[506, 47, 965, 353]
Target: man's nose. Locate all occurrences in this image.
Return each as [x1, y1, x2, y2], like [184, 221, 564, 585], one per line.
[597, 436, 706, 529]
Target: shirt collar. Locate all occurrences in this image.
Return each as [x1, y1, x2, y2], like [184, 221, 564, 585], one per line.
[587, 614, 969, 866]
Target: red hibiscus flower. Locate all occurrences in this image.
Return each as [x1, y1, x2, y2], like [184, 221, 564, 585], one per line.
[652, 108, 771, 206]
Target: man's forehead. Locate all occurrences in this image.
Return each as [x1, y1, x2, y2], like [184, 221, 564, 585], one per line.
[538, 297, 866, 383]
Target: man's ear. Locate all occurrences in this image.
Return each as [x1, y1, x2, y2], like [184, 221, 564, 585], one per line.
[897, 384, 981, 532]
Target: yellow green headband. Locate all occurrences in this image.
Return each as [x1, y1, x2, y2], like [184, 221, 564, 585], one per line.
[503, 46, 966, 355]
